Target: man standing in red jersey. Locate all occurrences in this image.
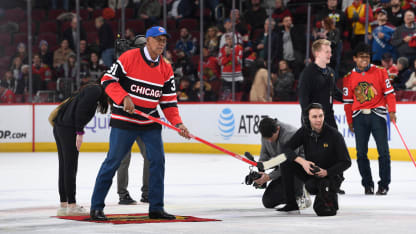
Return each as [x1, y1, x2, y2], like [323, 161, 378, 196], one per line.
[90, 26, 190, 221]
[343, 43, 397, 196]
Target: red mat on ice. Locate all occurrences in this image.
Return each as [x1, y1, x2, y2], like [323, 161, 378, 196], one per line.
[55, 213, 220, 224]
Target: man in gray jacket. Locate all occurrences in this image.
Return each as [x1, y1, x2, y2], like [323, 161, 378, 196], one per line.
[254, 117, 310, 209]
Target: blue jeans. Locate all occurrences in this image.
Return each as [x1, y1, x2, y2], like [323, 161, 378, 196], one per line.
[353, 113, 391, 189]
[91, 127, 165, 212]
[101, 48, 115, 68]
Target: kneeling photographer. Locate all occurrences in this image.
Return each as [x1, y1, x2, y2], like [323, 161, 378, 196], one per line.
[278, 103, 351, 216]
[247, 117, 310, 209]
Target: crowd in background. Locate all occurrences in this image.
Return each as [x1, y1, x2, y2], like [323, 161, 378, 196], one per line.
[2, 0, 416, 104]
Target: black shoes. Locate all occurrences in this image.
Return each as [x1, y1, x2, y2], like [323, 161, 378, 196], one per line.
[140, 195, 149, 203]
[365, 186, 374, 195]
[149, 210, 176, 220]
[276, 203, 300, 214]
[376, 187, 388, 195]
[90, 210, 108, 221]
[119, 194, 137, 205]
[337, 188, 345, 195]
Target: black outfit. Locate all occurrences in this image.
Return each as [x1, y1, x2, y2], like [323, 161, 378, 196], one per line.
[53, 85, 104, 203]
[298, 63, 343, 128]
[243, 7, 267, 32]
[62, 27, 87, 51]
[98, 22, 115, 52]
[40, 51, 54, 69]
[386, 7, 404, 27]
[281, 123, 351, 207]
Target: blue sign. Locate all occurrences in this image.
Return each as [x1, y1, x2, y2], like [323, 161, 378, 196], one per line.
[218, 108, 235, 140]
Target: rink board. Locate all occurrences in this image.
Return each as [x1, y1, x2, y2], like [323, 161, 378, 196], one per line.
[0, 103, 415, 161]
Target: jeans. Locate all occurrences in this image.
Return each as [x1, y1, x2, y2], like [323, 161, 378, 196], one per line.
[353, 113, 391, 189]
[91, 127, 165, 212]
[101, 48, 115, 68]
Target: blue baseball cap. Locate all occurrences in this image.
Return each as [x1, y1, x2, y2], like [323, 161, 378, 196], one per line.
[145, 26, 170, 38]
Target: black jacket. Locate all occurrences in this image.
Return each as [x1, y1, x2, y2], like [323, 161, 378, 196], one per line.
[98, 22, 115, 52]
[298, 63, 343, 119]
[55, 85, 103, 132]
[285, 123, 351, 176]
[62, 26, 87, 51]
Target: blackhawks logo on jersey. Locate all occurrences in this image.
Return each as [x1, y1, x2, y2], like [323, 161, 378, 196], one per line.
[354, 82, 378, 104]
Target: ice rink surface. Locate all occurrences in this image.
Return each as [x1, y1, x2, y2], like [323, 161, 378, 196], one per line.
[0, 152, 415, 234]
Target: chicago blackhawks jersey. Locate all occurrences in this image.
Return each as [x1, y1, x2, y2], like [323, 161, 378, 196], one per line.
[101, 47, 182, 130]
[343, 65, 396, 124]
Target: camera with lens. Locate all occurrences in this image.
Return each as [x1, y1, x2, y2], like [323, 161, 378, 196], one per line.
[115, 34, 146, 59]
[245, 171, 266, 189]
[310, 165, 321, 175]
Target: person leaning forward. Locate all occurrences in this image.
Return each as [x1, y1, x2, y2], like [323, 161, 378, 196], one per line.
[90, 26, 190, 221]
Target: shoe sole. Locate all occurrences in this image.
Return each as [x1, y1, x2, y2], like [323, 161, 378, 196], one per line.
[118, 202, 138, 205]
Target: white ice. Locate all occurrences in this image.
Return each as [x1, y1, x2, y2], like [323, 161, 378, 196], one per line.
[0, 152, 415, 234]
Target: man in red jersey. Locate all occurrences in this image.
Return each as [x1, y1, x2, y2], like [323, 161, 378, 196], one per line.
[90, 26, 190, 221]
[343, 43, 397, 196]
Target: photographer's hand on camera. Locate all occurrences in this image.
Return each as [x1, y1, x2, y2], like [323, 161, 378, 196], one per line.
[295, 157, 316, 176]
[314, 168, 327, 178]
[253, 172, 270, 186]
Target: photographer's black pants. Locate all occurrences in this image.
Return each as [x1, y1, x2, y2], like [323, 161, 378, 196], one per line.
[262, 177, 303, 208]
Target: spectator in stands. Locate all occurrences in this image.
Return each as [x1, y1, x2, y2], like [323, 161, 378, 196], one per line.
[175, 27, 198, 57]
[198, 47, 220, 81]
[249, 58, 274, 102]
[219, 18, 243, 49]
[244, 0, 267, 32]
[32, 54, 52, 89]
[316, 0, 347, 38]
[372, 9, 396, 65]
[89, 52, 107, 81]
[10, 57, 24, 81]
[137, 0, 161, 29]
[394, 56, 412, 90]
[39, 40, 53, 69]
[387, 0, 405, 27]
[255, 18, 281, 66]
[125, 28, 136, 43]
[277, 15, 306, 78]
[188, 80, 216, 102]
[345, 0, 374, 47]
[405, 59, 416, 90]
[2, 71, 15, 91]
[230, 9, 250, 46]
[381, 52, 399, 81]
[11, 42, 28, 65]
[95, 16, 115, 67]
[274, 59, 295, 101]
[15, 64, 42, 97]
[53, 39, 75, 69]
[176, 77, 192, 102]
[218, 33, 244, 98]
[56, 54, 77, 81]
[204, 26, 220, 56]
[168, 0, 196, 21]
[0, 80, 16, 103]
[173, 49, 197, 83]
[392, 10, 416, 61]
[272, 0, 292, 27]
[79, 40, 91, 63]
[63, 16, 87, 51]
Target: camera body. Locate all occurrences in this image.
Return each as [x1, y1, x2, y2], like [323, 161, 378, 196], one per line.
[115, 34, 146, 59]
[310, 165, 321, 175]
[245, 171, 266, 189]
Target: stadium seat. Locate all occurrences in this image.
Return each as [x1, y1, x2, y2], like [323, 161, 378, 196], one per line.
[0, 33, 11, 45]
[116, 8, 134, 20]
[38, 21, 58, 34]
[48, 9, 65, 20]
[4, 45, 16, 57]
[158, 19, 176, 30]
[60, 21, 71, 33]
[178, 18, 198, 31]
[12, 33, 28, 45]
[71, 9, 90, 21]
[18, 22, 37, 34]
[5, 8, 26, 23]
[87, 31, 98, 44]
[32, 9, 46, 21]
[82, 20, 96, 32]
[36, 32, 58, 48]
[126, 20, 145, 34]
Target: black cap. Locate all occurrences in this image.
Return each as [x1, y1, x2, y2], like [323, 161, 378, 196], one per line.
[382, 52, 393, 61]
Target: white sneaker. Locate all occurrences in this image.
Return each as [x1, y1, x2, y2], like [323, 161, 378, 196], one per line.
[66, 204, 89, 216]
[57, 207, 67, 216]
[296, 186, 312, 210]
